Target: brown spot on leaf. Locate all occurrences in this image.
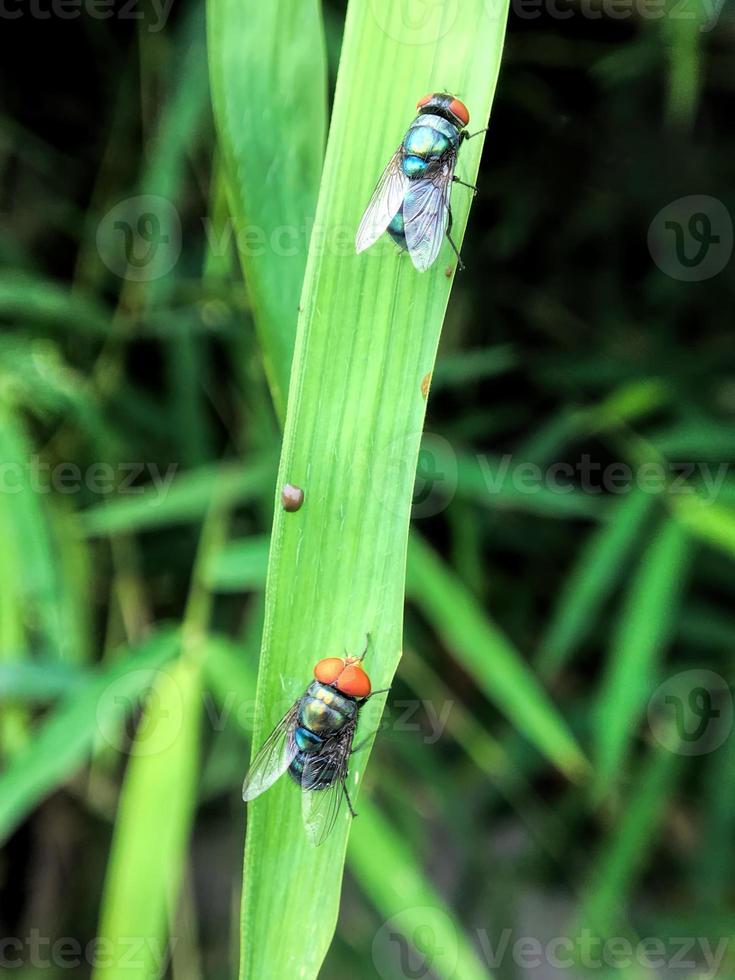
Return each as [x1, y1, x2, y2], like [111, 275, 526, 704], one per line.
[281, 483, 304, 512]
[420, 372, 432, 399]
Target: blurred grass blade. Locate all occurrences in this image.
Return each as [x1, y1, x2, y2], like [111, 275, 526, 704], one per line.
[452, 448, 606, 520]
[407, 533, 588, 781]
[93, 657, 202, 980]
[349, 797, 494, 980]
[94, 503, 227, 979]
[669, 496, 735, 560]
[0, 661, 88, 702]
[536, 489, 654, 678]
[0, 629, 179, 843]
[0, 403, 74, 661]
[80, 456, 275, 536]
[236, 2, 510, 977]
[579, 745, 681, 938]
[0, 272, 110, 335]
[694, 720, 735, 907]
[663, 15, 703, 128]
[593, 517, 689, 800]
[207, 0, 327, 419]
[205, 536, 270, 592]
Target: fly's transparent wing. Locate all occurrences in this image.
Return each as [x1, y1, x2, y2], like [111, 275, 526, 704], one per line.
[355, 148, 409, 254]
[300, 719, 356, 846]
[242, 701, 300, 802]
[403, 159, 455, 272]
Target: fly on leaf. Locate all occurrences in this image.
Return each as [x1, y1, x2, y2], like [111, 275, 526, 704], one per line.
[355, 92, 483, 272]
[242, 643, 387, 845]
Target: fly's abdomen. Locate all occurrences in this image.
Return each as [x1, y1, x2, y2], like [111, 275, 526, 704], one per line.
[387, 209, 407, 249]
[294, 725, 323, 753]
[288, 752, 338, 790]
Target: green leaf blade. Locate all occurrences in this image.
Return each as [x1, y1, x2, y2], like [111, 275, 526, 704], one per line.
[236, 2, 510, 977]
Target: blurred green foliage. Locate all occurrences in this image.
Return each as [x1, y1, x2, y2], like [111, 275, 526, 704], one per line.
[1, 0, 734, 978]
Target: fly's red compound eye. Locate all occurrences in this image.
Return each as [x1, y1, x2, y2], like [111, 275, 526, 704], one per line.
[336, 664, 371, 699]
[314, 657, 345, 685]
[416, 93, 434, 109]
[449, 99, 470, 126]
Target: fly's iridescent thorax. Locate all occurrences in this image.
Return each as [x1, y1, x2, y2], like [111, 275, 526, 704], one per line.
[288, 681, 358, 789]
[386, 114, 461, 251]
[401, 114, 460, 179]
[299, 680, 357, 734]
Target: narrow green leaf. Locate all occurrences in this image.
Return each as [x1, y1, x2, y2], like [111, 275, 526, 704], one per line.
[0, 661, 88, 701]
[208, 0, 327, 419]
[431, 344, 518, 389]
[669, 496, 735, 561]
[407, 533, 588, 781]
[453, 449, 607, 520]
[0, 630, 179, 843]
[579, 746, 681, 938]
[693, 718, 735, 907]
[536, 489, 654, 677]
[0, 272, 110, 336]
[237, 3, 510, 978]
[663, 16, 703, 128]
[0, 403, 69, 659]
[80, 456, 275, 536]
[348, 797, 494, 980]
[93, 656, 202, 980]
[205, 536, 270, 592]
[593, 517, 689, 799]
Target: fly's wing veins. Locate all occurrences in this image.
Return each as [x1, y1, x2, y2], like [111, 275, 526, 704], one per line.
[242, 700, 300, 802]
[355, 148, 409, 254]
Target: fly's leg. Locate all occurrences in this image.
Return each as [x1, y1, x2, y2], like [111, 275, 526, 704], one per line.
[446, 204, 465, 271]
[454, 127, 486, 201]
[461, 127, 490, 141]
[342, 782, 358, 818]
[452, 175, 478, 196]
[351, 688, 390, 754]
[349, 632, 371, 661]
[351, 732, 377, 755]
